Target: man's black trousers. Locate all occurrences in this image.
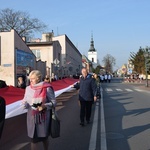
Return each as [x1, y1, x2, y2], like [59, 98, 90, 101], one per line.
[80, 101, 93, 123]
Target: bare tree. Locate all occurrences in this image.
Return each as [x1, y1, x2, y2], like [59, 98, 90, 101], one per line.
[0, 8, 47, 38]
[102, 54, 116, 73]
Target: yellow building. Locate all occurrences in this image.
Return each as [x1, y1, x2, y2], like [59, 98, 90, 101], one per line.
[121, 64, 127, 75]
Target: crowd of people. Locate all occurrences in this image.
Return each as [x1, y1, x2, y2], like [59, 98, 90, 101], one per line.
[124, 74, 144, 83]
[98, 73, 112, 83]
[16, 74, 58, 90]
[1, 69, 112, 150]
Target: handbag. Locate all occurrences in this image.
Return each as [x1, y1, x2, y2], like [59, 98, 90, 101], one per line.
[50, 108, 60, 138]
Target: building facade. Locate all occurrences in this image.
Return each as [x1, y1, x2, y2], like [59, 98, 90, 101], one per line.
[0, 30, 39, 86]
[27, 40, 61, 79]
[42, 33, 82, 76]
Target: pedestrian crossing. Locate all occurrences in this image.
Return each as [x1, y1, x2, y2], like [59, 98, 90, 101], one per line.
[125, 89, 133, 92]
[116, 89, 123, 91]
[104, 88, 144, 92]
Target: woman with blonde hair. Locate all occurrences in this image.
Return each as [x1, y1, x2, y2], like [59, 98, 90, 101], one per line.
[22, 70, 56, 150]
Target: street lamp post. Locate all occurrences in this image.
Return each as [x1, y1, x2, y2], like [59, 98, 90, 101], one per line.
[128, 60, 133, 74]
[53, 58, 60, 80]
[145, 60, 148, 87]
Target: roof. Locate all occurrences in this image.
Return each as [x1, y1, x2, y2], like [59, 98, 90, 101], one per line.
[88, 35, 96, 52]
[82, 55, 92, 63]
[26, 41, 53, 46]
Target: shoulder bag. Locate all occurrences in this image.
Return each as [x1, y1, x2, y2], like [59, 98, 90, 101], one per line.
[50, 106, 60, 138]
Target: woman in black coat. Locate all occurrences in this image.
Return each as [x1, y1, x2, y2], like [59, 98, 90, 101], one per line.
[0, 96, 6, 139]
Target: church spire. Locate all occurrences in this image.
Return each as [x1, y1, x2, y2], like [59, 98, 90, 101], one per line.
[89, 32, 96, 52]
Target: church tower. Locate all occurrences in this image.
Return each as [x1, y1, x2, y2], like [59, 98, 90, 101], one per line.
[88, 33, 97, 64]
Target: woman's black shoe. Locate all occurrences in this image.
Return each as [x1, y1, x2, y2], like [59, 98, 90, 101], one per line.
[80, 122, 85, 126]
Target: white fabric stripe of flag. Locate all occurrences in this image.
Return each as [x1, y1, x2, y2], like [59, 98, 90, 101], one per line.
[105, 88, 113, 91]
[125, 89, 133, 92]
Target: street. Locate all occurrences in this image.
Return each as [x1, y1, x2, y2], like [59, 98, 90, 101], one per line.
[102, 78, 150, 150]
[1, 78, 150, 150]
[0, 89, 99, 150]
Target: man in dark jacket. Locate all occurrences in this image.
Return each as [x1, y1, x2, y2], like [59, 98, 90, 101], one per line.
[0, 96, 6, 139]
[73, 68, 97, 126]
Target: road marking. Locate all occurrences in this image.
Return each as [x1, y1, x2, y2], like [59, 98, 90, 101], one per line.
[89, 97, 99, 150]
[105, 88, 113, 92]
[134, 89, 143, 92]
[11, 142, 30, 150]
[100, 87, 107, 150]
[125, 89, 133, 92]
[116, 89, 123, 91]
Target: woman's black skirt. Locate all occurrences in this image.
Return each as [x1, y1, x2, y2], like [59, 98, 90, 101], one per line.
[31, 127, 48, 143]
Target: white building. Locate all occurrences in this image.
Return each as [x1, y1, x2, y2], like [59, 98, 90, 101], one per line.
[27, 39, 61, 79]
[28, 32, 82, 79]
[42, 32, 82, 76]
[88, 34, 97, 68]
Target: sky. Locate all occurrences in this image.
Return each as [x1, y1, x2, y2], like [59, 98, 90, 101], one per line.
[1, 0, 150, 70]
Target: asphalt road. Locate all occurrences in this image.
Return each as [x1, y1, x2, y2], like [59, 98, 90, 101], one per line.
[102, 78, 150, 150]
[0, 89, 100, 150]
[2, 77, 149, 150]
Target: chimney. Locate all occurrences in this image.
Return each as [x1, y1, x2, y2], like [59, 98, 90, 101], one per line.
[22, 36, 26, 42]
[42, 31, 54, 42]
